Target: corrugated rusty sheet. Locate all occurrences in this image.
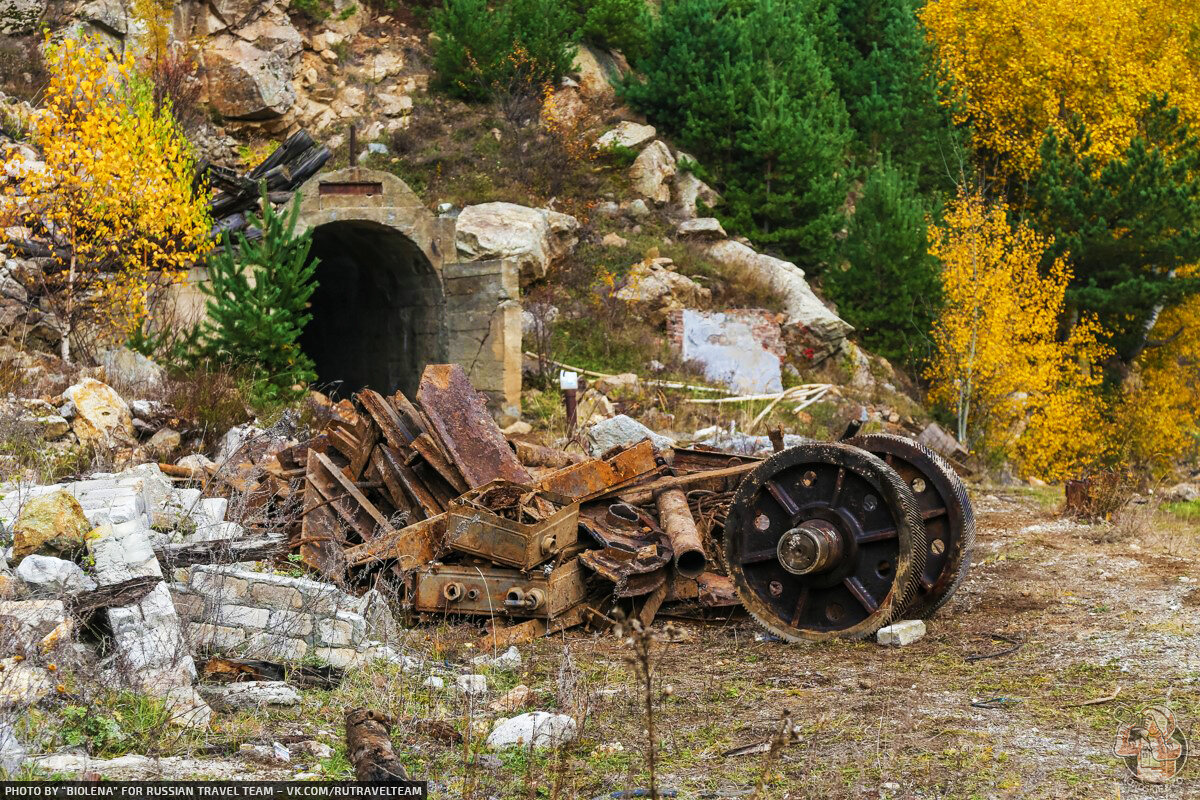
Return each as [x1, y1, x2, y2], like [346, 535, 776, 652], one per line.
[416, 364, 532, 488]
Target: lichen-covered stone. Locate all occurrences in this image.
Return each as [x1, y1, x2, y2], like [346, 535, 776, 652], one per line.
[12, 491, 90, 562]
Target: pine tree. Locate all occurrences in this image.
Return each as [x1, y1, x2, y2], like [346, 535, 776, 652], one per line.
[199, 189, 319, 402]
[623, 0, 851, 269]
[1029, 98, 1200, 367]
[827, 0, 960, 191]
[826, 161, 939, 366]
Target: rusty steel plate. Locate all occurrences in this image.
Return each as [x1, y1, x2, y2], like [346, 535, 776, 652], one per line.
[724, 442, 927, 641]
[846, 433, 974, 618]
[416, 364, 531, 489]
[536, 439, 659, 502]
[447, 482, 580, 570]
[413, 558, 586, 620]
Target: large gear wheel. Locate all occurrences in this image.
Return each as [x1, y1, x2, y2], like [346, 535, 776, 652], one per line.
[846, 433, 975, 619]
[724, 442, 927, 641]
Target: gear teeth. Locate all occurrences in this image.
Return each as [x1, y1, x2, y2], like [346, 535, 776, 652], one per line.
[724, 442, 926, 641]
[848, 433, 975, 619]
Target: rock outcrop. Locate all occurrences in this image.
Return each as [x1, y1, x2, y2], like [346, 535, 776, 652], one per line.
[455, 203, 580, 282]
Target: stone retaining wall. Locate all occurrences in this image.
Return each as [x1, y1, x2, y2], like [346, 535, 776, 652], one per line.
[171, 566, 396, 668]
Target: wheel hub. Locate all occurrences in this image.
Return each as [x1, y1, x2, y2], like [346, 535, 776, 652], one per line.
[777, 521, 843, 575]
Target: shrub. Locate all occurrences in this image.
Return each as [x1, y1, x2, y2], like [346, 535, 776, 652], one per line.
[198, 190, 319, 405]
[431, 0, 578, 101]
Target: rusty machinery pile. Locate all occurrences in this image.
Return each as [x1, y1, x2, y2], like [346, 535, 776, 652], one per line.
[236, 364, 974, 645]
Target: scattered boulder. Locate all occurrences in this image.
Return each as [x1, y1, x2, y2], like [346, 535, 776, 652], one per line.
[0, 0, 44, 34]
[1164, 483, 1199, 503]
[455, 203, 580, 282]
[15, 554, 96, 594]
[203, 36, 296, 120]
[98, 348, 165, 390]
[576, 388, 617, 427]
[11, 490, 91, 562]
[422, 675, 445, 690]
[616, 258, 711, 324]
[676, 217, 726, 241]
[588, 415, 675, 456]
[471, 645, 521, 671]
[239, 742, 290, 765]
[146, 428, 182, 460]
[176, 454, 217, 478]
[0, 598, 69, 656]
[595, 121, 656, 151]
[600, 232, 629, 248]
[876, 620, 926, 647]
[293, 740, 334, 760]
[456, 674, 488, 697]
[199, 681, 301, 712]
[62, 378, 136, 448]
[0, 656, 52, 709]
[629, 141, 676, 204]
[672, 169, 722, 220]
[487, 712, 577, 749]
[574, 44, 624, 103]
[0, 722, 26, 774]
[490, 684, 535, 713]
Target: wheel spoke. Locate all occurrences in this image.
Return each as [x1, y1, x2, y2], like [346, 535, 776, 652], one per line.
[922, 505, 948, 520]
[843, 576, 879, 613]
[856, 527, 897, 544]
[765, 480, 800, 517]
[790, 586, 810, 626]
[741, 546, 778, 566]
[830, 467, 845, 506]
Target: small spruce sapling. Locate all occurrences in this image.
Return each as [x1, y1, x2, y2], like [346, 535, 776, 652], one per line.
[199, 188, 319, 403]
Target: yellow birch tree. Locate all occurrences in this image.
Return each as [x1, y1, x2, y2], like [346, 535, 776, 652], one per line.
[926, 189, 1111, 481]
[921, 0, 1200, 179]
[0, 36, 211, 362]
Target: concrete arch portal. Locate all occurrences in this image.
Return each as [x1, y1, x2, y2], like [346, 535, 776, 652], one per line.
[299, 219, 444, 400]
[293, 168, 522, 416]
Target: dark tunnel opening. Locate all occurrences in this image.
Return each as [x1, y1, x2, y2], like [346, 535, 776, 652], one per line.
[300, 220, 446, 399]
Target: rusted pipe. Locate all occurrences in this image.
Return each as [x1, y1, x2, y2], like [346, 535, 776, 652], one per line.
[655, 488, 707, 578]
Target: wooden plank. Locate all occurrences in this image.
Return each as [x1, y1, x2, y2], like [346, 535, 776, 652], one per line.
[307, 455, 376, 542]
[409, 433, 468, 494]
[389, 390, 428, 438]
[345, 514, 447, 569]
[415, 363, 531, 489]
[314, 450, 393, 536]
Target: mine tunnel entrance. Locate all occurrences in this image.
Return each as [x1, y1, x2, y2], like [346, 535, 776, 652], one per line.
[300, 220, 446, 399]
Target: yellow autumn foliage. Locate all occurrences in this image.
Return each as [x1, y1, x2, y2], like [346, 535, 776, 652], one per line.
[921, 0, 1200, 178]
[1112, 279, 1200, 473]
[926, 189, 1111, 481]
[0, 36, 211, 361]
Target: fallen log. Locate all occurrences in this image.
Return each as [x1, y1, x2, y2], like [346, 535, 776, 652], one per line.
[345, 708, 409, 782]
[67, 576, 159, 618]
[153, 536, 287, 569]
